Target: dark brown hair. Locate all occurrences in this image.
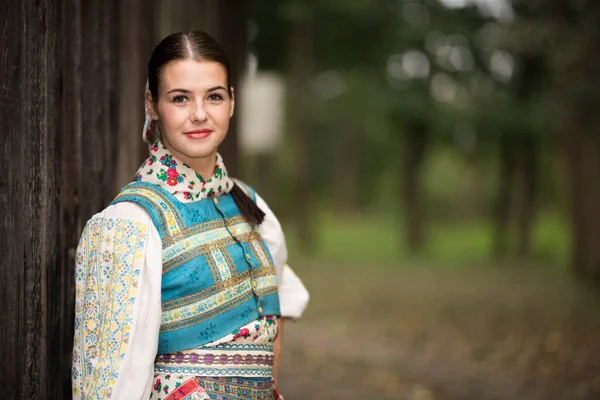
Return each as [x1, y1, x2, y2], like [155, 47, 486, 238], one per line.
[148, 31, 265, 226]
[148, 31, 232, 100]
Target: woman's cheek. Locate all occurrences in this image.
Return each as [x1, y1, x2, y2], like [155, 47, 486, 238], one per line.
[168, 107, 189, 127]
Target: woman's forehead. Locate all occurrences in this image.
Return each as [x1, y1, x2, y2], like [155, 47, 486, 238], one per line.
[159, 59, 228, 92]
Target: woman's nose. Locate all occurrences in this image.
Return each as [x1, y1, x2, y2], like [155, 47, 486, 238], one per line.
[191, 101, 208, 122]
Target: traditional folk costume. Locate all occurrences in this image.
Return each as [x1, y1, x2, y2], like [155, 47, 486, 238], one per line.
[72, 97, 309, 400]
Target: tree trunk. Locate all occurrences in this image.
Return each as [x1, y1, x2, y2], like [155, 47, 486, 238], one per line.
[333, 117, 361, 213]
[563, 119, 600, 282]
[492, 134, 517, 258]
[288, 9, 316, 251]
[254, 153, 275, 203]
[516, 135, 538, 257]
[403, 120, 429, 254]
[549, 0, 600, 281]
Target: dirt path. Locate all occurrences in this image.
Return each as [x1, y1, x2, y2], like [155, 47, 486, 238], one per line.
[278, 261, 600, 399]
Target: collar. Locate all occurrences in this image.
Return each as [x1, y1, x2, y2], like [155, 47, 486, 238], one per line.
[134, 140, 234, 202]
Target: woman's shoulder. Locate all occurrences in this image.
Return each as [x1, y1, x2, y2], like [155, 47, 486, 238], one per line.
[86, 201, 153, 226]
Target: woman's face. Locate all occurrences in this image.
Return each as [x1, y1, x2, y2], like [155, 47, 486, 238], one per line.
[147, 59, 234, 166]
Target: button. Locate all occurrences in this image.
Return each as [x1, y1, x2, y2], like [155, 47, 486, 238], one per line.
[245, 254, 251, 261]
[213, 198, 219, 205]
[252, 281, 258, 289]
[258, 306, 263, 313]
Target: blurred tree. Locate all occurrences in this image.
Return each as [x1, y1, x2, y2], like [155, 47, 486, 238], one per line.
[546, 0, 600, 281]
[509, 0, 600, 280]
[250, 0, 595, 267]
[489, 17, 551, 259]
[285, 0, 318, 251]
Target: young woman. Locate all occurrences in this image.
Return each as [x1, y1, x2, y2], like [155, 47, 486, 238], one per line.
[72, 31, 309, 400]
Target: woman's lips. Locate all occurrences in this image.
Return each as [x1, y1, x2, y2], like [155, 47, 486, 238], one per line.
[184, 129, 213, 139]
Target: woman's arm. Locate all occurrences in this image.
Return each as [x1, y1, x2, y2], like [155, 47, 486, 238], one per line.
[72, 203, 162, 400]
[273, 317, 283, 385]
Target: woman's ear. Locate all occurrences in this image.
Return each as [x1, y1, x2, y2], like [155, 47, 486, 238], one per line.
[229, 87, 235, 118]
[145, 89, 159, 120]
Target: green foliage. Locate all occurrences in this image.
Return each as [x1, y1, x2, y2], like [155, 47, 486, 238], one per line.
[285, 208, 569, 267]
[249, 0, 571, 259]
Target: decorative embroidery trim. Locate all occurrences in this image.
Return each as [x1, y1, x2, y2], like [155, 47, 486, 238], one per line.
[154, 320, 279, 380]
[253, 275, 279, 298]
[162, 231, 263, 276]
[162, 215, 247, 247]
[72, 218, 147, 399]
[162, 222, 253, 264]
[161, 280, 255, 326]
[162, 270, 252, 309]
[250, 240, 273, 267]
[253, 275, 278, 291]
[160, 291, 254, 333]
[197, 376, 273, 399]
[160, 272, 279, 332]
[154, 347, 274, 377]
[192, 343, 274, 351]
[161, 266, 276, 311]
[114, 185, 184, 236]
[209, 249, 234, 281]
[154, 365, 273, 378]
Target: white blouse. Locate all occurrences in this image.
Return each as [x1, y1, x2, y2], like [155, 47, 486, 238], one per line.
[72, 194, 309, 399]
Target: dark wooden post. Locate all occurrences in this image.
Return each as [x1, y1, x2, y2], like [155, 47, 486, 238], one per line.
[1, 0, 122, 397]
[1, 2, 60, 397]
[116, 0, 160, 189]
[1, 2, 246, 397]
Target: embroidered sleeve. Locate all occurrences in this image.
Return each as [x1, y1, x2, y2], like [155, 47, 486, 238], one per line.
[72, 209, 160, 399]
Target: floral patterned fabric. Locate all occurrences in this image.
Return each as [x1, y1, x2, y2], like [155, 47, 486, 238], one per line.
[72, 217, 149, 399]
[204, 316, 278, 347]
[150, 375, 273, 400]
[134, 141, 234, 203]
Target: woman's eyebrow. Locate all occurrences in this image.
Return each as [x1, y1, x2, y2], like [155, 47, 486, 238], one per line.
[207, 86, 228, 92]
[166, 88, 192, 94]
[165, 87, 227, 94]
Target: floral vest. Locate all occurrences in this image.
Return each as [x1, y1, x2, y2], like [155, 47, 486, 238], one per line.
[111, 181, 281, 354]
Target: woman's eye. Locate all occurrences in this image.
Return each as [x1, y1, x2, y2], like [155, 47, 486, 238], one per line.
[172, 95, 188, 104]
[208, 93, 224, 102]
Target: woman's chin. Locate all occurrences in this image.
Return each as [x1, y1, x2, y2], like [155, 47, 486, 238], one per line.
[180, 144, 219, 160]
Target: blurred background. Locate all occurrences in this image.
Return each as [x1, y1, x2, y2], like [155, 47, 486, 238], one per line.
[240, 1, 600, 399]
[2, 0, 600, 399]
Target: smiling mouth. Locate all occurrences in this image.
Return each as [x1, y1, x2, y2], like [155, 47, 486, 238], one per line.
[185, 129, 213, 139]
